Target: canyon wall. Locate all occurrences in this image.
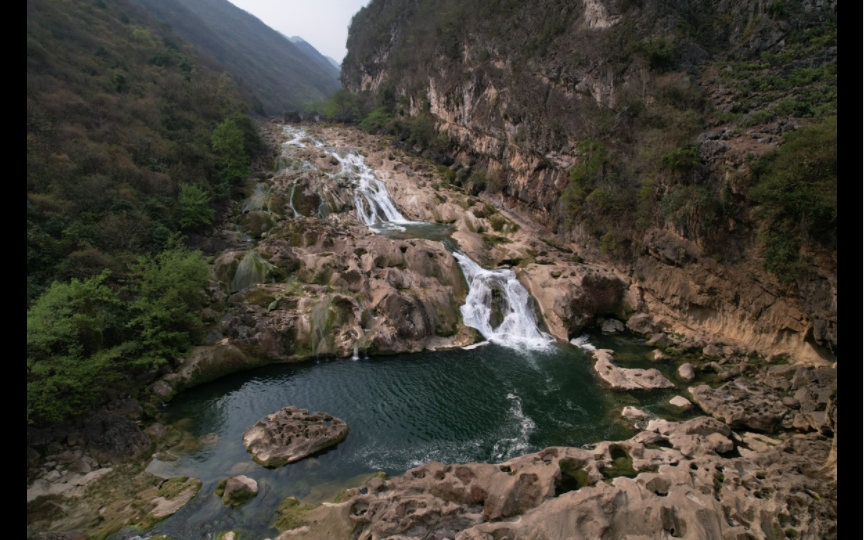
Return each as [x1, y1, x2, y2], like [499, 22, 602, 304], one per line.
[342, 0, 837, 363]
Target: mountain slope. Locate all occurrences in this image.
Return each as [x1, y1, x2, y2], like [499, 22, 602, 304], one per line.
[341, 0, 837, 362]
[130, 0, 340, 113]
[286, 35, 342, 79]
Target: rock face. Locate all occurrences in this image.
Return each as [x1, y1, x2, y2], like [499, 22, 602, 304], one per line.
[592, 349, 674, 391]
[668, 396, 692, 409]
[218, 475, 259, 506]
[341, 0, 837, 365]
[621, 406, 648, 420]
[85, 411, 151, 465]
[331, 416, 836, 540]
[625, 313, 658, 335]
[690, 378, 790, 432]
[243, 406, 348, 467]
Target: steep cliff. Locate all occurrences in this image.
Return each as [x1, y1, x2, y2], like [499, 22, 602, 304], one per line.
[341, 0, 837, 363]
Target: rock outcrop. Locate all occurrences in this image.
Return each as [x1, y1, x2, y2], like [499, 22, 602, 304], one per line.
[592, 349, 674, 391]
[325, 416, 836, 540]
[690, 378, 790, 432]
[243, 406, 348, 467]
[84, 411, 151, 465]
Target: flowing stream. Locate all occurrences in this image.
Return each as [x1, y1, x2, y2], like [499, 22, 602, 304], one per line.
[281, 125, 552, 350]
[113, 127, 702, 540]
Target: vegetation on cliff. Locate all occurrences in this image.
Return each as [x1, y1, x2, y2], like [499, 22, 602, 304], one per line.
[338, 0, 837, 285]
[26, 0, 263, 423]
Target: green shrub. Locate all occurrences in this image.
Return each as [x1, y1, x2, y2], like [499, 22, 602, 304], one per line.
[178, 184, 214, 229]
[212, 119, 251, 186]
[749, 117, 836, 282]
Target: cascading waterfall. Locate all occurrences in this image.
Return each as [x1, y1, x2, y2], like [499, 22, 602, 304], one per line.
[453, 253, 553, 350]
[280, 125, 551, 351]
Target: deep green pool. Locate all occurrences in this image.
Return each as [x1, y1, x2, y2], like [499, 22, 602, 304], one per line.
[121, 334, 697, 539]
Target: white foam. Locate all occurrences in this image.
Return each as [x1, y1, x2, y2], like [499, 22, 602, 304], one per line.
[453, 253, 554, 351]
[570, 334, 596, 350]
[461, 341, 491, 351]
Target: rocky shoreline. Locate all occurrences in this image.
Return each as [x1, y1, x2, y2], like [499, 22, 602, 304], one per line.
[27, 123, 837, 539]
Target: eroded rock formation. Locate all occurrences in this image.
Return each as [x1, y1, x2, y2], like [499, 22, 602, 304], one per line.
[243, 406, 349, 467]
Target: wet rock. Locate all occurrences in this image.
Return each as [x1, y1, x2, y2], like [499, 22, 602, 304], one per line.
[622, 407, 649, 420]
[626, 313, 658, 335]
[592, 350, 674, 391]
[600, 319, 625, 333]
[652, 349, 666, 361]
[243, 406, 348, 467]
[217, 475, 259, 506]
[85, 410, 151, 465]
[690, 378, 789, 432]
[668, 396, 692, 409]
[678, 363, 696, 380]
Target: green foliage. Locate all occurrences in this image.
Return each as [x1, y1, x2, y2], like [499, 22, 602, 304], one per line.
[661, 144, 700, 178]
[661, 185, 725, 242]
[634, 37, 677, 71]
[768, 1, 787, 19]
[563, 140, 619, 216]
[212, 119, 251, 186]
[749, 117, 836, 282]
[26, 0, 259, 299]
[126, 242, 209, 366]
[27, 271, 127, 423]
[178, 184, 214, 229]
[27, 242, 208, 424]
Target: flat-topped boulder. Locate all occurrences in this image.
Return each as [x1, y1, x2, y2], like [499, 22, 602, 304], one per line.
[243, 406, 348, 467]
[592, 350, 674, 391]
[690, 378, 790, 432]
[215, 475, 258, 506]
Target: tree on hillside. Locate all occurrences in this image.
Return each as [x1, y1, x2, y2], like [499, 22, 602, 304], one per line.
[178, 183, 214, 229]
[212, 118, 250, 188]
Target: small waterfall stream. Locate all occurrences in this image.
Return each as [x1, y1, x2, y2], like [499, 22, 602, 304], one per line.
[280, 125, 552, 351]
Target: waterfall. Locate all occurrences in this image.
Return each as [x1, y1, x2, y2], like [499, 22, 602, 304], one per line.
[453, 253, 553, 351]
[231, 252, 273, 293]
[280, 125, 552, 351]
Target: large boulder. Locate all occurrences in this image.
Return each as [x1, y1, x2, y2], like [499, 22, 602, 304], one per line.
[626, 313, 658, 335]
[216, 475, 258, 506]
[690, 378, 790, 432]
[592, 350, 675, 391]
[678, 363, 697, 380]
[85, 410, 151, 465]
[243, 406, 348, 467]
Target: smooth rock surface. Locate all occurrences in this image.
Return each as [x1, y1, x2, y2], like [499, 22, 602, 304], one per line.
[600, 319, 625, 333]
[625, 313, 658, 335]
[592, 349, 675, 391]
[678, 362, 696, 380]
[220, 475, 258, 506]
[243, 406, 348, 466]
[668, 396, 692, 409]
[621, 406, 649, 420]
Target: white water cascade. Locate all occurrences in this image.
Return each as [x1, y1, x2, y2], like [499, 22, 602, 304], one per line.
[453, 253, 553, 351]
[280, 125, 552, 351]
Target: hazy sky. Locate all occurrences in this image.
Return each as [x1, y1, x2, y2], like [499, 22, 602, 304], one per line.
[227, 0, 370, 62]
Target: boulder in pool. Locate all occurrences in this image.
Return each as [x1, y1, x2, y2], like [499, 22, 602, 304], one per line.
[243, 406, 348, 467]
[216, 475, 258, 506]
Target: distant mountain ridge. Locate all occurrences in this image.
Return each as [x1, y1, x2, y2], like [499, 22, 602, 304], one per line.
[130, 0, 340, 114]
[284, 34, 341, 78]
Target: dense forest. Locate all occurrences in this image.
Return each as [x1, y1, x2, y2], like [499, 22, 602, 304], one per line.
[26, 0, 263, 424]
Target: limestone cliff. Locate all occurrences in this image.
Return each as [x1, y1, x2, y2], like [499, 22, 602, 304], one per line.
[341, 0, 837, 363]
